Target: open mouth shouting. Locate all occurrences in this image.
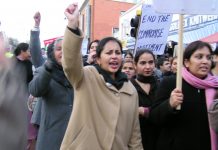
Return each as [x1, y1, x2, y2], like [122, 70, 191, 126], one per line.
[109, 61, 120, 70]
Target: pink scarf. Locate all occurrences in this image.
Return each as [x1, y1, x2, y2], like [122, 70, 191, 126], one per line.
[182, 67, 218, 150]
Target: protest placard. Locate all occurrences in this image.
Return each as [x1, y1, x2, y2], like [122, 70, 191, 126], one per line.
[152, 0, 218, 110]
[135, 4, 172, 55]
[153, 0, 218, 15]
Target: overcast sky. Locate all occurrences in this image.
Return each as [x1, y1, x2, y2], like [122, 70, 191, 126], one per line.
[0, 0, 80, 46]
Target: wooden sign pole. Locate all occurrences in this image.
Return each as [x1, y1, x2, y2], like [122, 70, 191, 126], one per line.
[176, 14, 184, 110]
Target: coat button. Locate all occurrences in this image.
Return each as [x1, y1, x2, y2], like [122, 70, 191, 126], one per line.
[115, 93, 119, 96]
[106, 82, 112, 87]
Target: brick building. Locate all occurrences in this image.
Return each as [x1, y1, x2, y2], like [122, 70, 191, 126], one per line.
[79, 0, 140, 43]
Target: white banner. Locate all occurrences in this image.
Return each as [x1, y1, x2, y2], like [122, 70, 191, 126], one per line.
[135, 4, 172, 55]
[153, 0, 218, 15]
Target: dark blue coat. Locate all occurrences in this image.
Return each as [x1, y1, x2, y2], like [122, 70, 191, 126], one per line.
[29, 66, 73, 150]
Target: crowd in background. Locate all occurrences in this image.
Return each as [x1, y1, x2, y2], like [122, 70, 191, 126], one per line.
[0, 3, 218, 150]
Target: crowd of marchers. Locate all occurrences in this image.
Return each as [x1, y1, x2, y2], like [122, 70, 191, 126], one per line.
[0, 3, 218, 150]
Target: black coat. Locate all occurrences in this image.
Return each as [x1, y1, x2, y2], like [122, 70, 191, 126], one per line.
[131, 78, 160, 150]
[14, 57, 33, 85]
[150, 75, 211, 150]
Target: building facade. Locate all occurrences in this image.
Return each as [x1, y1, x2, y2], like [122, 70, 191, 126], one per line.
[79, 0, 139, 45]
[168, 14, 218, 44]
[119, 2, 218, 51]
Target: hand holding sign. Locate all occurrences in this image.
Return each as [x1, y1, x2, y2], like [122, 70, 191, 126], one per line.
[152, 0, 218, 110]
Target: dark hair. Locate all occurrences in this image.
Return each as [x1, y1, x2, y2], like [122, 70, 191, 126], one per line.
[156, 57, 169, 69]
[87, 40, 99, 54]
[183, 40, 213, 65]
[47, 41, 55, 59]
[46, 38, 63, 59]
[14, 43, 29, 56]
[213, 46, 218, 56]
[96, 37, 122, 58]
[124, 51, 133, 59]
[212, 46, 218, 69]
[134, 49, 155, 64]
[170, 56, 177, 65]
[121, 60, 134, 69]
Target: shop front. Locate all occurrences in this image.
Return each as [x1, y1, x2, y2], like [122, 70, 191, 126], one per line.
[168, 15, 218, 44]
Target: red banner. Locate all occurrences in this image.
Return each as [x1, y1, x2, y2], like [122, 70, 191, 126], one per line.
[44, 36, 63, 47]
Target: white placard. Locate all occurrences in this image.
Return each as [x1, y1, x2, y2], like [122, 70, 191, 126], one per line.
[135, 4, 172, 55]
[81, 38, 89, 55]
[152, 0, 218, 15]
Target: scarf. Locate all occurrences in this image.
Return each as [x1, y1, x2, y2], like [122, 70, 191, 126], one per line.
[46, 43, 72, 88]
[182, 67, 218, 150]
[136, 74, 156, 84]
[95, 64, 128, 90]
[51, 62, 72, 88]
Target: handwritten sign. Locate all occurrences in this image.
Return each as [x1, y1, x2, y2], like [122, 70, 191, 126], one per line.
[153, 0, 218, 15]
[135, 4, 172, 55]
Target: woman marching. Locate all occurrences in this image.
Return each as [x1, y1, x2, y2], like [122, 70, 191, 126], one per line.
[60, 3, 143, 150]
[150, 40, 218, 150]
[29, 38, 73, 150]
[131, 49, 160, 149]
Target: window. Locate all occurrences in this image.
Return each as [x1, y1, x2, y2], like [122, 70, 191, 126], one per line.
[112, 27, 119, 38]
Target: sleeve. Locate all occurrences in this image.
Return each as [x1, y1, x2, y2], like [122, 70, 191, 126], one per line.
[26, 60, 33, 84]
[28, 66, 52, 97]
[29, 30, 45, 68]
[150, 76, 179, 126]
[62, 27, 84, 88]
[128, 94, 143, 150]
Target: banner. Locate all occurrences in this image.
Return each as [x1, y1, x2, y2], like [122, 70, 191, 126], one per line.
[44, 36, 63, 47]
[135, 4, 172, 55]
[153, 0, 218, 15]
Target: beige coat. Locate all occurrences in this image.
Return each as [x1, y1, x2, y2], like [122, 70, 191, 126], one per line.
[61, 28, 143, 150]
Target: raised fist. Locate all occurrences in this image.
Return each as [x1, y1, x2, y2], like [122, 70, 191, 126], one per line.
[64, 3, 79, 29]
[34, 12, 41, 28]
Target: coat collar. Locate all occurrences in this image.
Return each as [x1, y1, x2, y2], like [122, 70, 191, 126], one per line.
[91, 66, 134, 95]
[105, 80, 134, 95]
